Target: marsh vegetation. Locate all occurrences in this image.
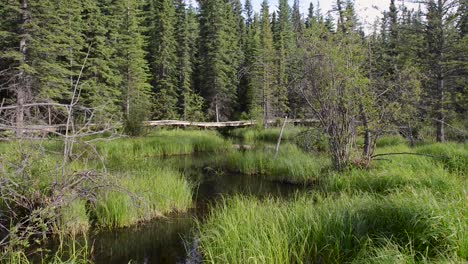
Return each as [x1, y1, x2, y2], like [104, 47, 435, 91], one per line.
[0, 128, 466, 263]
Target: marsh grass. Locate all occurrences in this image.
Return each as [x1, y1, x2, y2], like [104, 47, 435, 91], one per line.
[199, 189, 466, 263]
[0, 131, 197, 236]
[415, 143, 468, 175]
[58, 198, 90, 235]
[198, 141, 467, 263]
[96, 129, 231, 159]
[93, 167, 192, 228]
[223, 144, 330, 184]
[323, 144, 466, 196]
[229, 127, 304, 143]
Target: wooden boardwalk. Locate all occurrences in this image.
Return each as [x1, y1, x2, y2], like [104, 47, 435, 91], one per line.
[1, 119, 318, 134]
[144, 119, 318, 128]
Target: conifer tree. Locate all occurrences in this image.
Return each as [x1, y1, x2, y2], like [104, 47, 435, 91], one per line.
[0, 0, 33, 135]
[175, 0, 204, 121]
[28, 0, 86, 101]
[257, 0, 277, 124]
[198, 0, 241, 121]
[306, 2, 315, 28]
[80, 0, 122, 118]
[112, 0, 152, 129]
[423, 0, 462, 141]
[324, 13, 336, 32]
[148, 0, 179, 119]
[243, 13, 261, 116]
[273, 0, 292, 117]
[245, 0, 254, 26]
[292, 0, 303, 39]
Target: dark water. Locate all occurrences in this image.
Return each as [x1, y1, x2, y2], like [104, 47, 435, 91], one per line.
[54, 153, 309, 264]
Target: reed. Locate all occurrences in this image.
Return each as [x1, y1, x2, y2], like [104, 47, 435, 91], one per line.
[223, 144, 330, 184]
[198, 189, 466, 263]
[323, 144, 466, 196]
[96, 129, 231, 159]
[229, 127, 304, 143]
[93, 167, 192, 228]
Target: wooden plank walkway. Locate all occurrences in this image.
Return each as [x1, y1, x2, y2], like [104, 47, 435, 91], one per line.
[1, 119, 319, 133]
[144, 119, 318, 128]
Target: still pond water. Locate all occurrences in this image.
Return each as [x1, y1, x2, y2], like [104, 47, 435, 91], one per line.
[52, 153, 310, 264]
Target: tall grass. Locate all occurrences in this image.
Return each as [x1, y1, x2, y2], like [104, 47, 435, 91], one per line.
[96, 129, 231, 159]
[223, 144, 330, 184]
[199, 141, 467, 263]
[415, 142, 468, 175]
[94, 167, 192, 228]
[323, 144, 466, 196]
[198, 189, 467, 263]
[229, 127, 304, 143]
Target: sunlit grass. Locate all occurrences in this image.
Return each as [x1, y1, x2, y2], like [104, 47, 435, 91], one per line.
[198, 189, 467, 263]
[229, 127, 305, 143]
[95, 129, 231, 159]
[222, 143, 330, 184]
[94, 167, 192, 228]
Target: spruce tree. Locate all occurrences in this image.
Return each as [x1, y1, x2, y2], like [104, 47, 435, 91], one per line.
[306, 2, 315, 28]
[175, 0, 204, 121]
[258, 0, 277, 125]
[244, 0, 253, 26]
[28, 0, 86, 101]
[292, 0, 303, 39]
[273, 0, 292, 117]
[112, 0, 152, 131]
[80, 0, 122, 118]
[198, 0, 241, 121]
[243, 13, 261, 116]
[423, 0, 461, 141]
[148, 0, 179, 119]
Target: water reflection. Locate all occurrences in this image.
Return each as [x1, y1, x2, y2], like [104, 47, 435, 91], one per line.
[54, 153, 309, 263]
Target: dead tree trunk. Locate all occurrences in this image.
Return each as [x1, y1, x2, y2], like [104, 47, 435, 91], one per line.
[436, 76, 445, 142]
[360, 104, 371, 164]
[16, 0, 31, 137]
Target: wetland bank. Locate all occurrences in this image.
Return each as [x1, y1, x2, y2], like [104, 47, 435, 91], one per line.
[1, 0, 467, 262]
[0, 128, 466, 263]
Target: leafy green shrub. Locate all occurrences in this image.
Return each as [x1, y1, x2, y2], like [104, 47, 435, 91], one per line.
[293, 128, 329, 153]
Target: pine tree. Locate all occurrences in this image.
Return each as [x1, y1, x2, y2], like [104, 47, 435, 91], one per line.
[80, 0, 122, 118]
[198, 0, 241, 121]
[273, 0, 292, 117]
[244, 0, 253, 26]
[148, 0, 179, 119]
[112, 0, 152, 130]
[306, 2, 315, 28]
[258, 0, 277, 124]
[175, 0, 204, 121]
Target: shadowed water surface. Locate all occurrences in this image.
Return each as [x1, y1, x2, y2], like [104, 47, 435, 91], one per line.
[53, 153, 310, 263]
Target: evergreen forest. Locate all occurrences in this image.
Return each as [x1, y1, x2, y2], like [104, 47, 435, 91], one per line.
[0, 0, 467, 263]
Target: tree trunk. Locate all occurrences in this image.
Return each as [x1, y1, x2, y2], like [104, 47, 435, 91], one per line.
[436, 76, 445, 142]
[16, 0, 30, 137]
[360, 106, 371, 165]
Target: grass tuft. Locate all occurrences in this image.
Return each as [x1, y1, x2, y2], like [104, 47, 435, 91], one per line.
[222, 143, 330, 184]
[198, 190, 466, 263]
